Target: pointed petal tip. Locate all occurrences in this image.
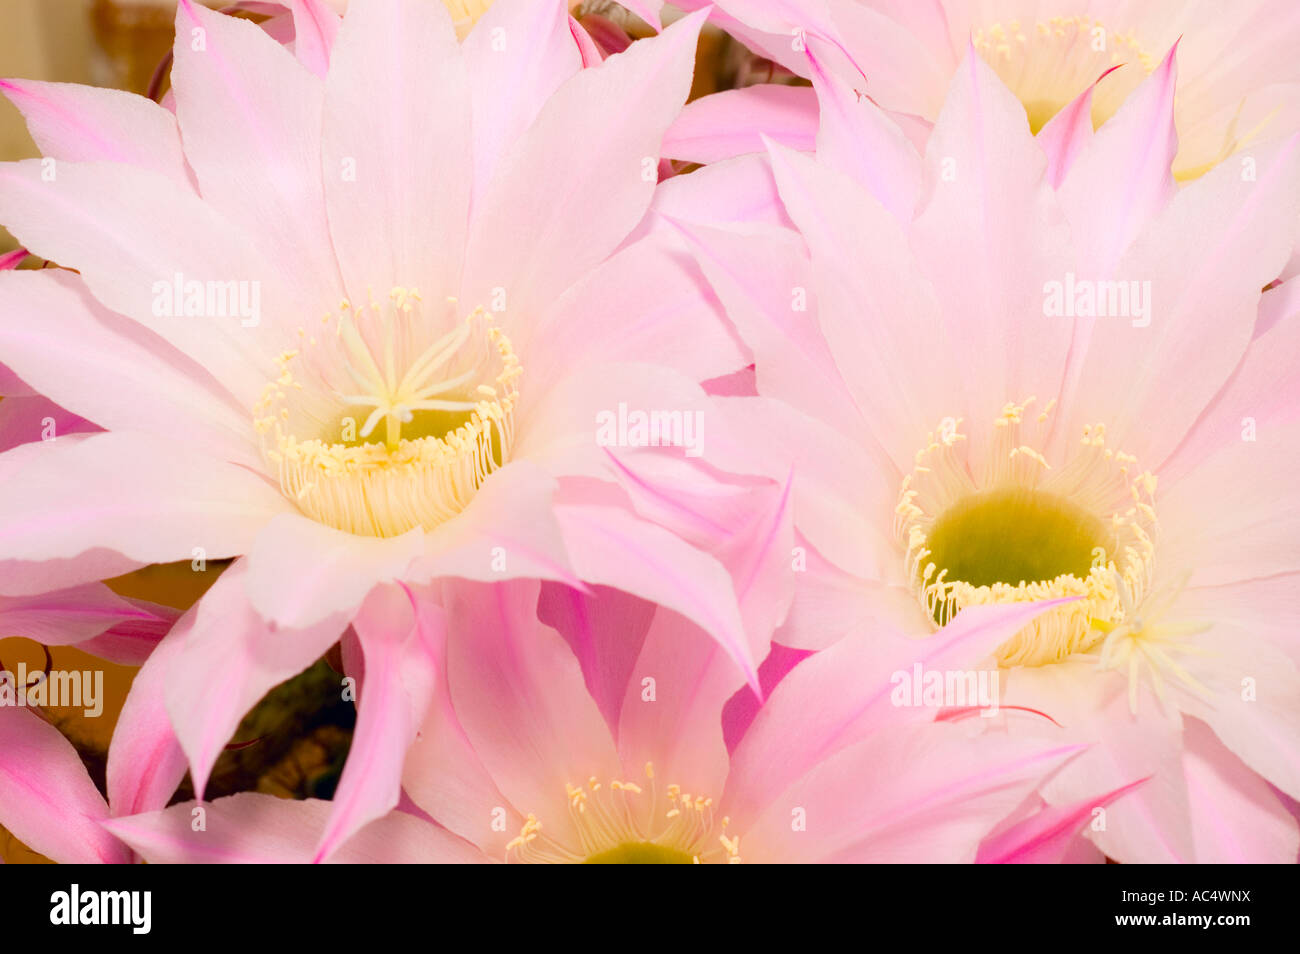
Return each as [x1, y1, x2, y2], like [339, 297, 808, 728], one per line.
[1093, 63, 1123, 86]
[1156, 40, 1180, 78]
[669, 5, 711, 42]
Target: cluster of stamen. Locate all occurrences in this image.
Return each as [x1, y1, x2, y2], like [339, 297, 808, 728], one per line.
[505, 763, 740, 864]
[443, 0, 495, 37]
[1094, 571, 1214, 713]
[973, 16, 1154, 133]
[253, 286, 520, 538]
[895, 398, 1158, 668]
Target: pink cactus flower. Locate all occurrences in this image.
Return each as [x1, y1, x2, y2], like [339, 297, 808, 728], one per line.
[664, 0, 1300, 184]
[99, 579, 1091, 863]
[0, 0, 762, 862]
[673, 46, 1300, 862]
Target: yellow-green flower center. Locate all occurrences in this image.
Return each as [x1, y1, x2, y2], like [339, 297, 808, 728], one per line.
[896, 398, 1158, 667]
[254, 286, 520, 538]
[506, 765, 740, 864]
[583, 843, 696, 864]
[925, 487, 1106, 601]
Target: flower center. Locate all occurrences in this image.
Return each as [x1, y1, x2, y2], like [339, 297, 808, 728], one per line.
[443, 1, 585, 39]
[254, 287, 520, 538]
[925, 487, 1106, 594]
[584, 843, 696, 865]
[506, 764, 740, 864]
[973, 16, 1153, 134]
[443, 0, 495, 38]
[895, 398, 1158, 667]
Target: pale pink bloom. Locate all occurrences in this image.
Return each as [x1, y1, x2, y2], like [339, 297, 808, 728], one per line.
[101, 579, 1090, 863]
[663, 0, 1300, 184]
[674, 47, 1300, 861]
[0, 0, 758, 861]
